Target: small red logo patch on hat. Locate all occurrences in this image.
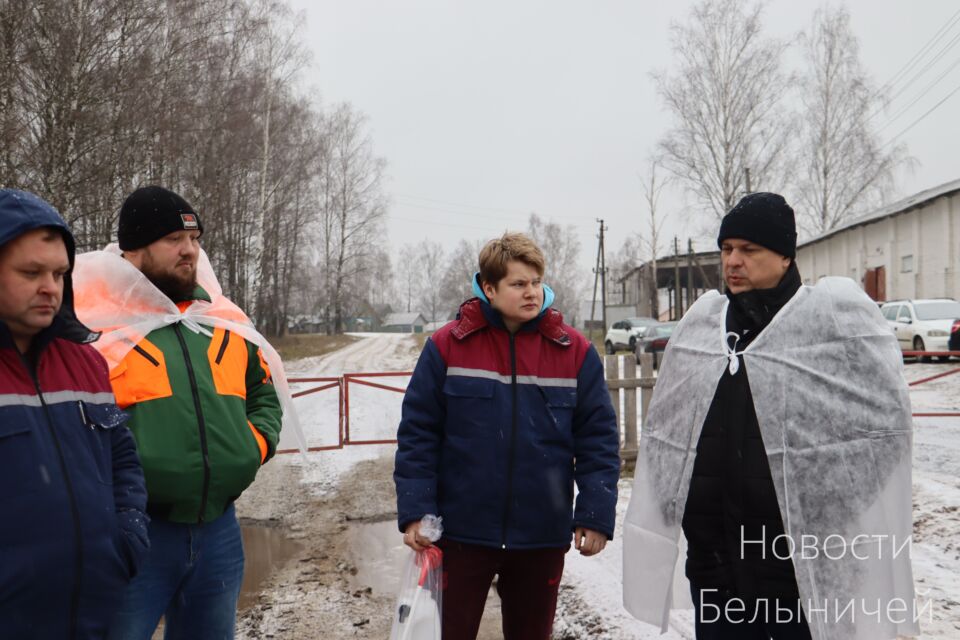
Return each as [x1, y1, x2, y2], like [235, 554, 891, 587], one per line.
[181, 213, 199, 229]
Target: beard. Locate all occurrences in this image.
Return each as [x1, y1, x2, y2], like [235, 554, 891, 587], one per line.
[142, 265, 198, 302]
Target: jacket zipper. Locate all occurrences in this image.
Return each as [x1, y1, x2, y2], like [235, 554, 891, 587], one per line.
[500, 333, 519, 549]
[133, 344, 159, 367]
[215, 330, 231, 365]
[173, 324, 211, 523]
[28, 358, 83, 638]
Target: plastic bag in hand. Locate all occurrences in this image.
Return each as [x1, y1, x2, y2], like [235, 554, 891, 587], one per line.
[390, 518, 443, 640]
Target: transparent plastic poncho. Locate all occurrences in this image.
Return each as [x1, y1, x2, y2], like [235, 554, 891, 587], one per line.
[623, 277, 918, 640]
[72, 245, 307, 454]
[390, 515, 443, 640]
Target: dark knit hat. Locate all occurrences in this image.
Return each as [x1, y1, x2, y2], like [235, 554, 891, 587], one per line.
[117, 186, 203, 250]
[717, 192, 797, 258]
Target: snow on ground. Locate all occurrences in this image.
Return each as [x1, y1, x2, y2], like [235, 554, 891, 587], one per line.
[902, 362, 960, 638]
[251, 338, 959, 639]
[281, 332, 417, 473]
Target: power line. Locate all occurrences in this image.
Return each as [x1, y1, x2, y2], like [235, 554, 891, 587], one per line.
[392, 193, 530, 215]
[885, 29, 960, 109]
[386, 213, 513, 233]
[876, 6, 960, 98]
[391, 193, 585, 222]
[877, 51, 960, 131]
[869, 8, 960, 126]
[882, 78, 960, 147]
[390, 200, 597, 233]
[391, 199, 526, 224]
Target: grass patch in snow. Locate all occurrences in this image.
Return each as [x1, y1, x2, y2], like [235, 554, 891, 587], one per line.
[271, 333, 361, 361]
[411, 332, 433, 352]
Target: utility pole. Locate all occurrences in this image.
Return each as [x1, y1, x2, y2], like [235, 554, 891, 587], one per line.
[687, 238, 695, 309]
[599, 220, 608, 335]
[588, 219, 607, 342]
[745, 167, 752, 193]
[673, 236, 681, 320]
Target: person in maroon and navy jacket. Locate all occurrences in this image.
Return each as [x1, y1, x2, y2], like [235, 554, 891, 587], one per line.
[0, 189, 148, 639]
[394, 232, 620, 640]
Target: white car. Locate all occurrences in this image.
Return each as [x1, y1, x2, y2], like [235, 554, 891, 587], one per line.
[879, 299, 960, 361]
[604, 317, 658, 354]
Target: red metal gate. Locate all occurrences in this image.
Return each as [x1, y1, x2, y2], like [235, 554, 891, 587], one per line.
[276, 371, 412, 454]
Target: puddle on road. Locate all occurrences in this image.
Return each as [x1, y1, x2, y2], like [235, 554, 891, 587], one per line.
[347, 519, 408, 596]
[239, 523, 303, 610]
[150, 523, 302, 639]
[346, 519, 502, 637]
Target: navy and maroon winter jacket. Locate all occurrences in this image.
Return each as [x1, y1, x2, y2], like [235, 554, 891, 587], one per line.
[394, 297, 620, 549]
[0, 189, 148, 639]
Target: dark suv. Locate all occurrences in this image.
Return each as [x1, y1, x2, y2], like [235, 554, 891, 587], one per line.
[635, 322, 677, 368]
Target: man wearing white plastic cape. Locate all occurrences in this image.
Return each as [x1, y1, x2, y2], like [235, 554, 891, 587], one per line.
[70, 186, 305, 640]
[623, 193, 918, 640]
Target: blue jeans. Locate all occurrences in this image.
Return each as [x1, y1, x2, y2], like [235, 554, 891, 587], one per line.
[107, 504, 245, 640]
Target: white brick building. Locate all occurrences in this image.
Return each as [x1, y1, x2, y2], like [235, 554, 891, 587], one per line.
[797, 179, 960, 301]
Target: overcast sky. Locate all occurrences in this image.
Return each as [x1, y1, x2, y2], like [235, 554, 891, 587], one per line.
[286, 0, 960, 275]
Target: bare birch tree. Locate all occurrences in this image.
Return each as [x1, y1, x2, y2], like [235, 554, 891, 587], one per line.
[527, 213, 585, 319]
[0, 0, 388, 337]
[793, 6, 908, 235]
[656, 0, 792, 219]
[395, 243, 420, 314]
[414, 240, 446, 323]
[640, 160, 670, 316]
[439, 238, 482, 315]
[320, 103, 387, 334]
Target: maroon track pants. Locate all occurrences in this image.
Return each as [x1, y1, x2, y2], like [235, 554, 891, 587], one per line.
[436, 538, 567, 640]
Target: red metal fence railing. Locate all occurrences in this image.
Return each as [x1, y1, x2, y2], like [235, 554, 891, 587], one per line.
[276, 353, 960, 454]
[902, 351, 960, 417]
[276, 371, 412, 455]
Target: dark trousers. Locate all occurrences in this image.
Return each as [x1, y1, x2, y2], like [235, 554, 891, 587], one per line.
[437, 538, 566, 640]
[691, 584, 812, 640]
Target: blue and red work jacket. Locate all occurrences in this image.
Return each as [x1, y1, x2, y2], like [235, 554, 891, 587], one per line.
[394, 298, 620, 549]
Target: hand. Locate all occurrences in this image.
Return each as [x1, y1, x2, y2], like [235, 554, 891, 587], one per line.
[403, 521, 434, 552]
[574, 527, 607, 556]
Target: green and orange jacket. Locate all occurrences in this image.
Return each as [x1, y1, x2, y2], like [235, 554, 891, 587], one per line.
[109, 288, 281, 523]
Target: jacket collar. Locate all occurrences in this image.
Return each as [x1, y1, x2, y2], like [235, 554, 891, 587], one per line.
[725, 261, 802, 342]
[451, 298, 571, 346]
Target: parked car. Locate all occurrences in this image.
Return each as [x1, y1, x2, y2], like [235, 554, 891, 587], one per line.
[604, 316, 659, 354]
[949, 319, 960, 354]
[635, 321, 678, 368]
[879, 299, 960, 362]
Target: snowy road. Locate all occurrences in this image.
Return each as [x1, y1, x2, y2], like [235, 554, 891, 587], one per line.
[285, 332, 418, 376]
[904, 363, 960, 639]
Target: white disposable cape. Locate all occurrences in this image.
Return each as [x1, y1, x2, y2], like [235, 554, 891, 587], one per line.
[623, 277, 918, 640]
[72, 244, 307, 454]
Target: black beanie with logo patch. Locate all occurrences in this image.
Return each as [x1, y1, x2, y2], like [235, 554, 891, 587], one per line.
[117, 186, 203, 251]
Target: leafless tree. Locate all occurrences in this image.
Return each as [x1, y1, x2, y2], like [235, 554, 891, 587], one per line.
[414, 240, 446, 323]
[395, 243, 420, 314]
[0, 0, 390, 337]
[250, 0, 310, 332]
[318, 103, 387, 334]
[608, 233, 643, 304]
[793, 5, 908, 235]
[438, 238, 482, 315]
[527, 213, 585, 320]
[639, 160, 670, 316]
[656, 0, 792, 219]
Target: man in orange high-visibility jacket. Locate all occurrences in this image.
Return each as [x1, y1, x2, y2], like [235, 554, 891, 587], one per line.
[97, 186, 282, 640]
